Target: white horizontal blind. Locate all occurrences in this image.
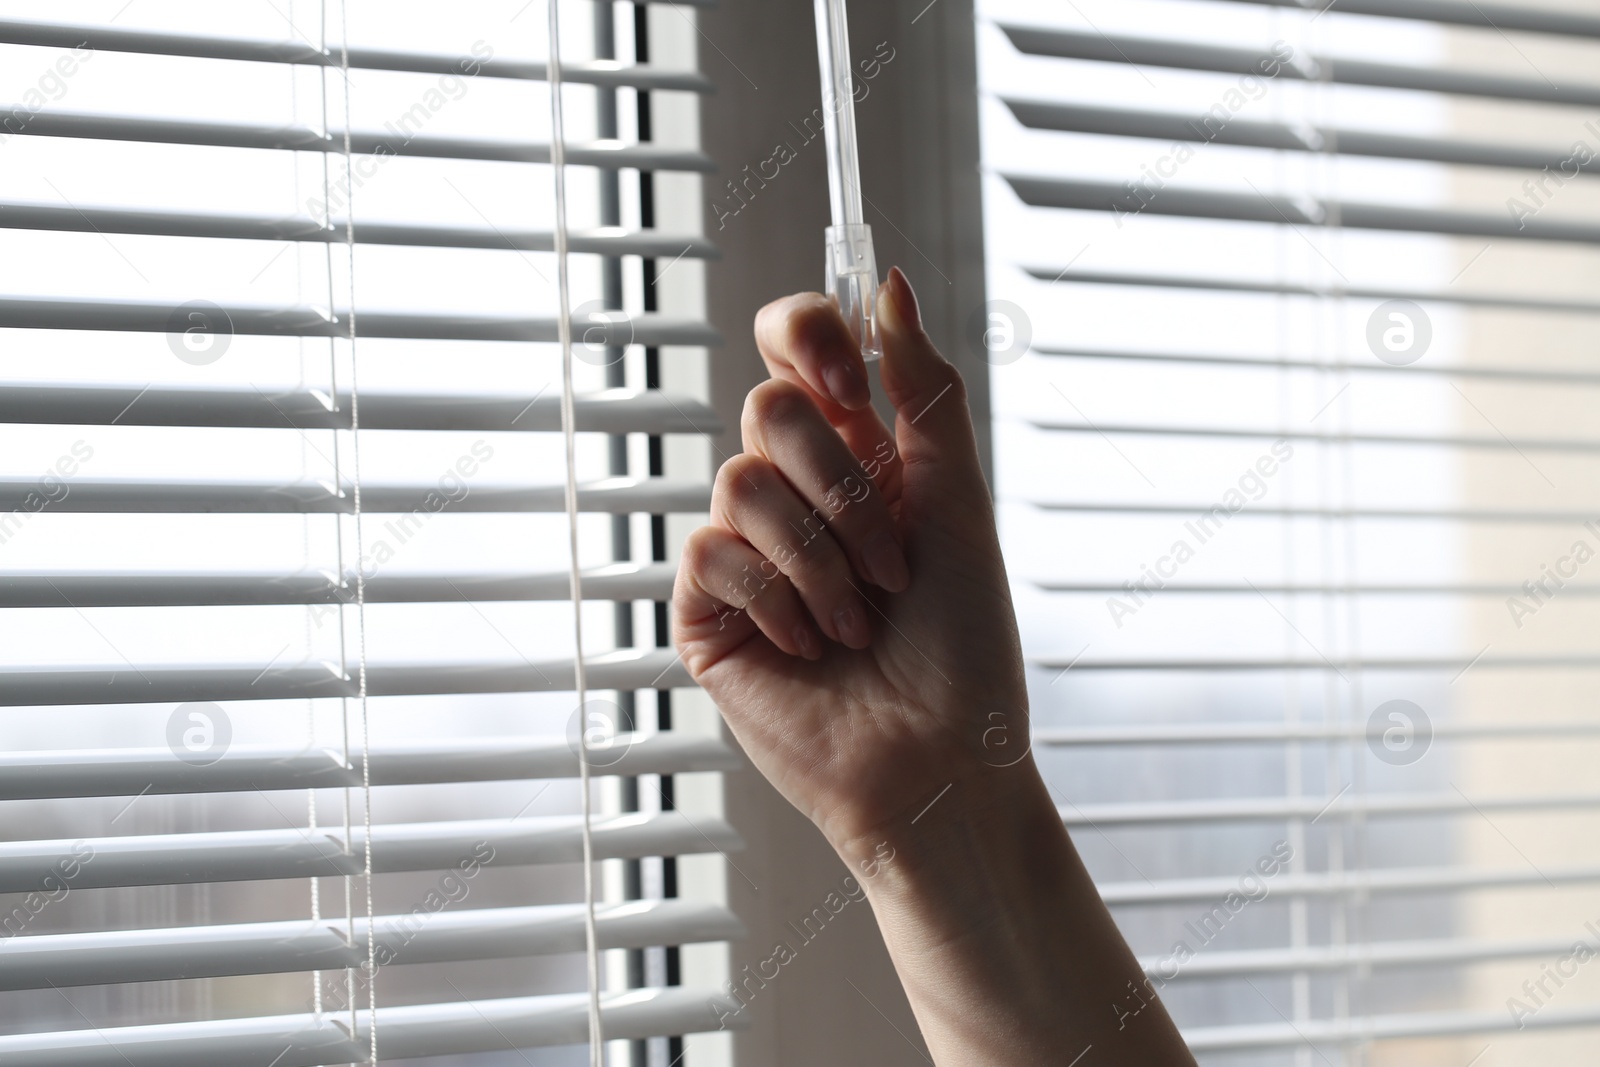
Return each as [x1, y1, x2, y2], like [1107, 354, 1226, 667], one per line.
[978, 0, 1600, 1062]
[0, 2, 737, 1065]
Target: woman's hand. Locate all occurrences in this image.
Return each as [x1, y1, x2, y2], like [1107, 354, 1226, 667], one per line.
[672, 267, 1031, 854]
[672, 269, 1197, 1066]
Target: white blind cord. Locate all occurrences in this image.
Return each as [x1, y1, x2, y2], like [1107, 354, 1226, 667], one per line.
[299, 0, 325, 1023]
[320, 1, 379, 1060]
[310, 0, 359, 1043]
[547, 1, 607, 1063]
[334, 7, 380, 1061]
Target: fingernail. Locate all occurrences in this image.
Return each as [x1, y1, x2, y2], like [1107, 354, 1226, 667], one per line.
[863, 532, 909, 593]
[823, 361, 870, 410]
[885, 266, 922, 335]
[833, 602, 870, 649]
[793, 623, 821, 661]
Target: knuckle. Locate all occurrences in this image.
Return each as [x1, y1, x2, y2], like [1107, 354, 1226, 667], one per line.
[758, 292, 844, 360]
[782, 521, 851, 586]
[742, 377, 812, 434]
[889, 353, 967, 416]
[821, 471, 875, 520]
[742, 566, 794, 615]
[752, 295, 793, 342]
[727, 556, 781, 610]
[677, 526, 721, 583]
[929, 358, 969, 405]
[713, 452, 770, 511]
[788, 295, 847, 357]
[895, 360, 968, 422]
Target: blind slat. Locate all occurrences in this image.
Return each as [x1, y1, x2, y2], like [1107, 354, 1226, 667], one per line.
[1142, 933, 1600, 981]
[0, 561, 679, 609]
[1007, 175, 1600, 245]
[1099, 863, 1600, 906]
[1199, 0, 1600, 42]
[0, 297, 722, 346]
[1033, 501, 1600, 526]
[0, 900, 742, 991]
[1005, 98, 1599, 175]
[0, 199, 717, 258]
[0, 811, 741, 893]
[1037, 721, 1600, 746]
[0, 476, 711, 515]
[1033, 419, 1600, 455]
[0, 732, 733, 800]
[1000, 23, 1600, 107]
[1184, 1003, 1600, 1054]
[0, 648, 693, 706]
[0, 986, 744, 1067]
[1036, 419, 1600, 457]
[345, 134, 714, 170]
[3, 109, 714, 168]
[1036, 581, 1600, 597]
[1060, 791, 1600, 828]
[0, 383, 721, 433]
[0, 16, 716, 81]
[1026, 267, 1600, 317]
[1034, 348, 1600, 387]
[1031, 654, 1600, 672]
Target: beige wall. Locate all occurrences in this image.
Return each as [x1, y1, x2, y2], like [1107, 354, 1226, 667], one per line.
[1449, 5, 1600, 1063]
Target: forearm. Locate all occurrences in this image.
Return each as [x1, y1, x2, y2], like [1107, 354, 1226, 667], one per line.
[833, 763, 1197, 1066]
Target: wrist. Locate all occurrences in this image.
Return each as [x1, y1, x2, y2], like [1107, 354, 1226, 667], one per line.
[830, 756, 1066, 925]
[816, 690, 1039, 871]
[830, 759, 1094, 1062]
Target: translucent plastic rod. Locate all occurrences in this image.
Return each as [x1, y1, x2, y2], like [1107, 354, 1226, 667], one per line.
[813, 0, 880, 360]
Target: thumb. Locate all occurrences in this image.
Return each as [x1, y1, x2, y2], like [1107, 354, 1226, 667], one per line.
[877, 266, 986, 493]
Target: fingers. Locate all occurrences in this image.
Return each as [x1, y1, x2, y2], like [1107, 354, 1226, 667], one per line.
[680, 273, 976, 666]
[674, 524, 822, 664]
[754, 294, 902, 497]
[875, 266, 985, 494]
[710, 453, 875, 650]
[755, 292, 872, 410]
[741, 379, 909, 593]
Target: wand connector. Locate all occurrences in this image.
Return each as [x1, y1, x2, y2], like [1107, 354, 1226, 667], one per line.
[825, 222, 881, 362]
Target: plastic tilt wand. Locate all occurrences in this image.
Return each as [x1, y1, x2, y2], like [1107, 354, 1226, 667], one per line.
[813, 0, 881, 360]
